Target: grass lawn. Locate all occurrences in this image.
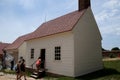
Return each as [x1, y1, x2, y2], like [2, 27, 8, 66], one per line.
[45, 60, 120, 80]
[76, 60, 120, 80]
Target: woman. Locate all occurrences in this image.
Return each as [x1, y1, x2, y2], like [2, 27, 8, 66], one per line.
[36, 57, 41, 72]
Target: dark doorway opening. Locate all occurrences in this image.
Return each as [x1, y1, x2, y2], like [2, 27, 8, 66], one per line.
[40, 49, 45, 69]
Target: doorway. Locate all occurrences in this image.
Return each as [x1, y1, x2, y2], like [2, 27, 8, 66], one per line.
[40, 49, 45, 69]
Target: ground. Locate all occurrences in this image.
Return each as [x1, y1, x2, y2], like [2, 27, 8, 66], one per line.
[1, 58, 120, 80]
[0, 72, 44, 80]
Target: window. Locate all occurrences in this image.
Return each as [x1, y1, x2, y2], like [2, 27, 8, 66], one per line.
[55, 46, 61, 60]
[31, 49, 34, 59]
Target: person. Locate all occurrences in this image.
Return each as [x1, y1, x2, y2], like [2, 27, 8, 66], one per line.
[10, 58, 14, 70]
[36, 57, 41, 72]
[19, 56, 23, 62]
[19, 59, 26, 80]
[2, 49, 6, 69]
[16, 61, 21, 80]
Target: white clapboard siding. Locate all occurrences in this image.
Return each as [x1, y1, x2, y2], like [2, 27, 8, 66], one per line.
[26, 32, 75, 76]
[73, 7, 103, 77]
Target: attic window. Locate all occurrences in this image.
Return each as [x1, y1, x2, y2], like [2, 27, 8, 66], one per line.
[31, 48, 34, 59]
[55, 46, 61, 60]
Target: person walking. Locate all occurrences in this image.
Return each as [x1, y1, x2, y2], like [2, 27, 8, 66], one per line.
[16, 61, 21, 80]
[19, 59, 27, 80]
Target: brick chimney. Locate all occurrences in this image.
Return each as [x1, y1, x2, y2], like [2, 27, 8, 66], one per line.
[78, 0, 91, 11]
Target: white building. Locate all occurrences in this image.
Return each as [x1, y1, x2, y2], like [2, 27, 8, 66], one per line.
[6, 0, 103, 77]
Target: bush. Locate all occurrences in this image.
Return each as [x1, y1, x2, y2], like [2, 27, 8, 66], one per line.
[109, 53, 117, 58]
[111, 47, 120, 51]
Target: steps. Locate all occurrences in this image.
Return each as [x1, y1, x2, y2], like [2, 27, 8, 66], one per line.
[30, 69, 46, 79]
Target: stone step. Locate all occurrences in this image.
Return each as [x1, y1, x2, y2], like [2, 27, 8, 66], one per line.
[33, 72, 38, 75]
[30, 74, 38, 79]
[30, 69, 46, 79]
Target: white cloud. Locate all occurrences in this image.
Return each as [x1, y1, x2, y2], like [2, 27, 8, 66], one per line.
[100, 24, 120, 36]
[18, 0, 38, 10]
[94, 0, 120, 37]
[95, 10, 109, 21]
[95, 9, 119, 22]
[0, 0, 40, 10]
[116, 28, 120, 35]
[103, 0, 120, 9]
[64, 0, 77, 11]
[95, 0, 120, 22]
[100, 26, 114, 35]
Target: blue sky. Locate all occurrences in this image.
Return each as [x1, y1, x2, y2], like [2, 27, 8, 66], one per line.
[0, 0, 120, 50]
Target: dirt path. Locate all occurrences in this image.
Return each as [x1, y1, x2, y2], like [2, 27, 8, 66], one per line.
[0, 72, 44, 80]
[103, 58, 120, 61]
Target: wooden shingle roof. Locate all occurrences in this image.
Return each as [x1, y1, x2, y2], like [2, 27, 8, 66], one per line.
[27, 10, 85, 40]
[0, 42, 10, 54]
[5, 33, 32, 50]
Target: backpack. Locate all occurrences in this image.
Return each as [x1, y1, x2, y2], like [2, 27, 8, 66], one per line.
[14, 64, 19, 72]
[20, 63, 25, 72]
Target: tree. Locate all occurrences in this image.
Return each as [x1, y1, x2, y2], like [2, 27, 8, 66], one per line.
[111, 47, 120, 51]
[102, 48, 108, 51]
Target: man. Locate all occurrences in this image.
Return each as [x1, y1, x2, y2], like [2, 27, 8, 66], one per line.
[19, 59, 27, 80]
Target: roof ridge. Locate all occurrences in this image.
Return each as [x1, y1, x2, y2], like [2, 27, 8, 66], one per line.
[6, 9, 87, 50]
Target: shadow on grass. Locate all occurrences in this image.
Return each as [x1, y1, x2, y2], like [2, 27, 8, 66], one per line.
[76, 68, 120, 80]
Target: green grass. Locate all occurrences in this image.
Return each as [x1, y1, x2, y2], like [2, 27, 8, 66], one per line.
[0, 68, 32, 77]
[0, 69, 15, 74]
[45, 60, 120, 80]
[76, 60, 120, 80]
[79, 60, 120, 80]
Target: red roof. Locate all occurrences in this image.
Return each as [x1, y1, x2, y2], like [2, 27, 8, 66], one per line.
[5, 33, 32, 50]
[0, 42, 10, 55]
[27, 10, 85, 40]
[5, 9, 86, 50]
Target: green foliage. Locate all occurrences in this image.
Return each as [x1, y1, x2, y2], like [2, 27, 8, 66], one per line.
[111, 47, 120, 51]
[25, 70, 32, 76]
[102, 48, 107, 51]
[109, 53, 117, 58]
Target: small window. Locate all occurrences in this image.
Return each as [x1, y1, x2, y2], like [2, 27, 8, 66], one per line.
[55, 46, 61, 60]
[31, 49, 34, 59]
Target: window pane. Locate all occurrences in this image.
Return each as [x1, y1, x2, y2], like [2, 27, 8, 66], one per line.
[55, 46, 61, 60]
[31, 49, 34, 59]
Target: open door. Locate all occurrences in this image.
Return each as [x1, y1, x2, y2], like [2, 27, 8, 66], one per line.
[40, 49, 45, 69]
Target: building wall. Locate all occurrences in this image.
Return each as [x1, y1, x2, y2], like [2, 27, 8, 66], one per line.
[26, 32, 74, 77]
[73, 7, 103, 77]
[18, 42, 27, 61]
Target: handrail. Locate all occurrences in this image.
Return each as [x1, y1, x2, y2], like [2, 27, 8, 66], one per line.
[30, 59, 44, 69]
[31, 60, 37, 69]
